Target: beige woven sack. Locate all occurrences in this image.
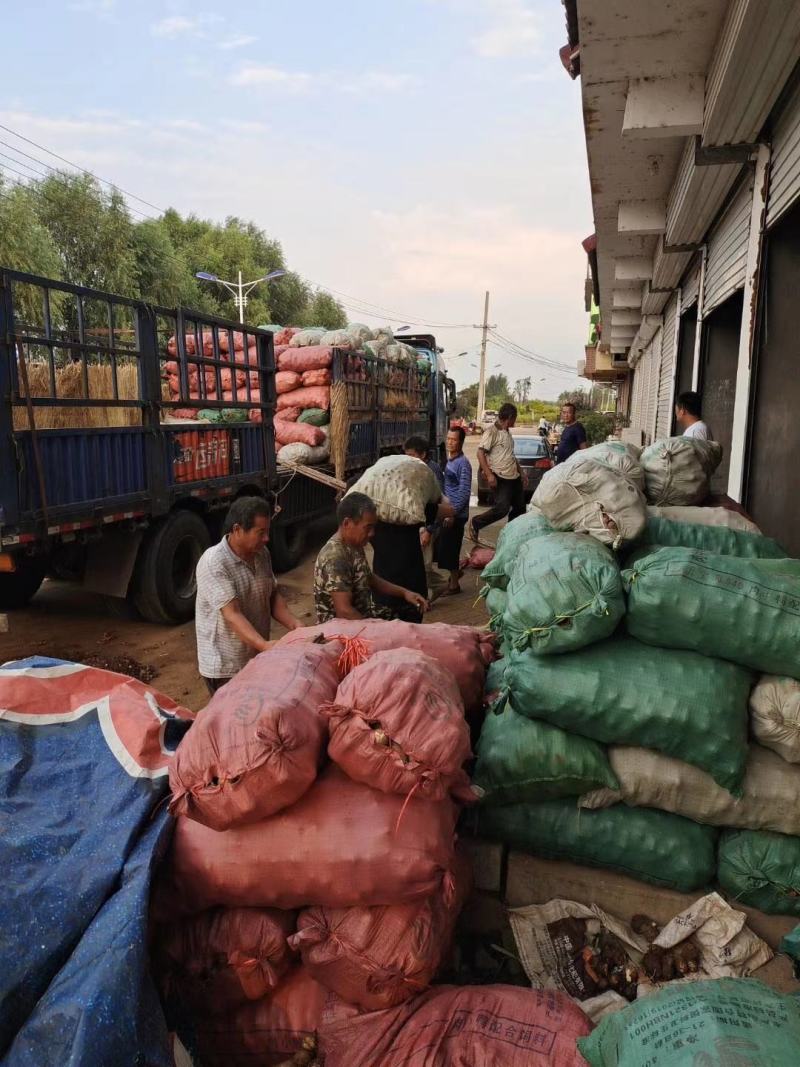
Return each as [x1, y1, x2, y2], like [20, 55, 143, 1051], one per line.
[640, 436, 722, 505]
[580, 744, 800, 835]
[750, 676, 800, 763]
[647, 505, 760, 534]
[532, 453, 647, 549]
[346, 455, 441, 525]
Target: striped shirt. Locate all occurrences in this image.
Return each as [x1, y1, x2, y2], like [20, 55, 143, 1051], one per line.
[195, 537, 274, 679]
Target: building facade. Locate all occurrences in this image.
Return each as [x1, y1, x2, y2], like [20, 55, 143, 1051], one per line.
[565, 0, 800, 552]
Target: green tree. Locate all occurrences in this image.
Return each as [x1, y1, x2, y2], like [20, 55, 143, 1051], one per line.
[299, 289, 347, 330]
[131, 219, 206, 308]
[558, 387, 593, 410]
[0, 179, 63, 324]
[455, 382, 479, 418]
[486, 373, 510, 399]
[34, 172, 137, 297]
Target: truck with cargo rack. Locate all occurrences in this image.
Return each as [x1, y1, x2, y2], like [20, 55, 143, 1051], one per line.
[0, 268, 456, 622]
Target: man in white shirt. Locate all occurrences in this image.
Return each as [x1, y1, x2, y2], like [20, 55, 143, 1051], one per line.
[675, 391, 711, 441]
[195, 494, 303, 694]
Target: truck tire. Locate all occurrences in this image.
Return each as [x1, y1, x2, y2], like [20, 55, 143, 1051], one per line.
[132, 510, 211, 624]
[270, 519, 307, 572]
[0, 555, 47, 610]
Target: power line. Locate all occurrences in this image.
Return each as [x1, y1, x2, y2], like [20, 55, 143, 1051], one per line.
[0, 160, 157, 221]
[488, 327, 575, 373]
[0, 122, 166, 215]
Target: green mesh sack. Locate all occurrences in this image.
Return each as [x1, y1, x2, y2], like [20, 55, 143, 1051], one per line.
[474, 702, 618, 806]
[579, 978, 800, 1067]
[297, 407, 330, 426]
[639, 516, 786, 558]
[477, 799, 716, 891]
[505, 636, 750, 793]
[624, 547, 800, 679]
[197, 408, 249, 424]
[479, 511, 554, 590]
[502, 533, 625, 654]
[484, 586, 507, 628]
[718, 829, 800, 915]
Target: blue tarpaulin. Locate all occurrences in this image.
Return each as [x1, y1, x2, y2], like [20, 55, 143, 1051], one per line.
[0, 657, 192, 1066]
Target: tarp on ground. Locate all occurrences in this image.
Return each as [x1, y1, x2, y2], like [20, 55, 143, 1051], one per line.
[0, 656, 192, 1066]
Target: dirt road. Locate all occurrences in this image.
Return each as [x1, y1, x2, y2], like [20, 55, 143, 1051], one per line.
[0, 434, 516, 710]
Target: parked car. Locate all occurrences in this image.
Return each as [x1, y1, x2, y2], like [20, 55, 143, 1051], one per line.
[477, 435, 555, 505]
[482, 409, 498, 426]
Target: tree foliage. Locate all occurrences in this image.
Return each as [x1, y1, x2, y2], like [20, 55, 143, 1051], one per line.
[0, 174, 346, 329]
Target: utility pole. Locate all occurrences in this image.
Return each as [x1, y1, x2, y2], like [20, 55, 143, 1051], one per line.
[476, 291, 490, 421]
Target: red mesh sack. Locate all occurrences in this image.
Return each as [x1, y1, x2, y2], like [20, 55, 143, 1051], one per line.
[323, 649, 474, 802]
[168, 643, 339, 830]
[274, 327, 298, 346]
[160, 765, 459, 913]
[289, 851, 471, 1010]
[279, 620, 497, 716]
[274, 419, 324, 447]
[171, 408, 200, 419]
[194, 966, 357, 1067]
[276, 370, 301, 394]
[277, 385, 330, 411]
[320, 984, 593, 1067]
[276, 346, 333, 373]
[155, 907, 297, 1009]
[301, 368, 332, 387]
[461, 546, 496, 570]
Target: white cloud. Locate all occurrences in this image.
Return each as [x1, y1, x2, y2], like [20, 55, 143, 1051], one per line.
[229, 65, 312, 91]
[219, 33, 258, 50]
[471, 0, 540, 58]
[151, 13, 222, 39]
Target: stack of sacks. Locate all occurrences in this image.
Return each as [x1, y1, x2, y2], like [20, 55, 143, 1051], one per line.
[619, 544, 800, 914]
[474, 506, 772, 893]
[157, 630, 488, 1065]
[164, 331, 263, 420]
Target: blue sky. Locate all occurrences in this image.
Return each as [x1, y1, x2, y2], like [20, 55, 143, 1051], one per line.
[3, 0, 592, 395]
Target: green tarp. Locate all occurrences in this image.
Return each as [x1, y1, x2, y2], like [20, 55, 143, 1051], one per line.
[504, 636, 751, 793]
[625, 547, 800, 679]
[477, 799, 717, 892]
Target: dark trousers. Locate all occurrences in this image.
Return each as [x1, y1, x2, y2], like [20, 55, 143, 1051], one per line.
[202, 676, 229, 696]
[473, 475, 525, 533]
[371, 521, 427, 624]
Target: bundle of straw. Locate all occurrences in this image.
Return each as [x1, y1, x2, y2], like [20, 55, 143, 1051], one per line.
[13, 361, 143, 430]
[330, 379, 350, 482]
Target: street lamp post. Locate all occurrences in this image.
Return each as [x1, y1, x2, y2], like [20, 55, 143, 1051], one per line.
[195, 269, 287, 323]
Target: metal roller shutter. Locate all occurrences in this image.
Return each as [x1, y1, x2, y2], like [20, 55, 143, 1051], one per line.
[638, 329, 662, 445]
[630, 360, 645, 429]
[767, 79, 800, 227]
[681, 262, 701, 310]
[656, 296, 679, 440]
[703, 174, 754, 315]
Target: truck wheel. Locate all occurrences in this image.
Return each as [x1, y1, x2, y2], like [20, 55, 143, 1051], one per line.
[0, 556, 47, 610]
[132, 510, 211, 624]
[270, 520, 306, 572]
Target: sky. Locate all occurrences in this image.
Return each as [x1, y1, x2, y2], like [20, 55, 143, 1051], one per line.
[2, 0, 592, 397]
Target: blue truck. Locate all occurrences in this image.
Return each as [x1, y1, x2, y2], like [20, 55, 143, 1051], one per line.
[0, 268, 456, 622]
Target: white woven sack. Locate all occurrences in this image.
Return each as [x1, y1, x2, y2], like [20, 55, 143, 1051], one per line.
[566, 441, 645, 493]
[307, 426, 330, 465]
[345, 322, 374, 347]
[640, 436, 723, 505]
[580, 744, 800, 835]
[749, 676, 800, 763]
[346, 454, 441, 525]
[531, 453, 647, 549]
[320, 329, 352, 348]
[277, 442, 312, 464]
[647, 505, 760, 534]
[289, 328, 326, 347]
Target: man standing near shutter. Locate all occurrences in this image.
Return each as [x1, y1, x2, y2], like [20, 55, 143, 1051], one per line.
[470, 403, 524, 542]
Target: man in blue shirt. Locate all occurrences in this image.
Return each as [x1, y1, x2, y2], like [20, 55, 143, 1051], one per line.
[435, 426, 473, 594]
[556, 402, 587, 463]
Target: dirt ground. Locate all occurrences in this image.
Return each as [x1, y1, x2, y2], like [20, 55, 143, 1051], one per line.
[0, 434, 506, 711]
